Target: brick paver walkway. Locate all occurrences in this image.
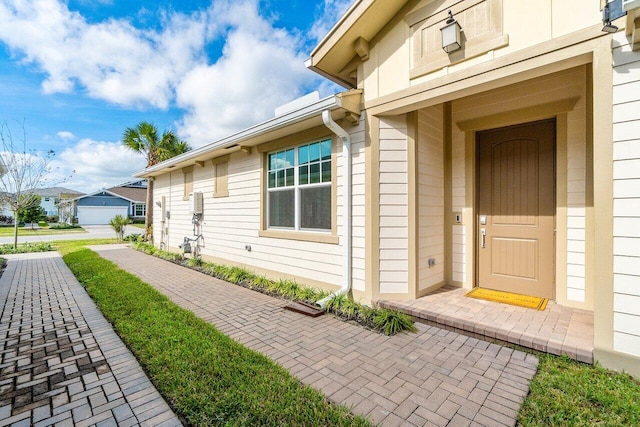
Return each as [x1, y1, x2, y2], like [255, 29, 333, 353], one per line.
[94, 245, 539, 427]
[0, 252, 181, 427]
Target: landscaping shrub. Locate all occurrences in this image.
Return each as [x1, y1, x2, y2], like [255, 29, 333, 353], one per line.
[50, 223, 81, 229]
[109, 214, 130, 242]
[0, 242, 53, 254]
[132, 241, 416, 336]
[123, 233, 142, 242]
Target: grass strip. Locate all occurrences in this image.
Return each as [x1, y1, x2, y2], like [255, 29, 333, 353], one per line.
[62, 247, 371, 427]
[517, 352, 640, 426]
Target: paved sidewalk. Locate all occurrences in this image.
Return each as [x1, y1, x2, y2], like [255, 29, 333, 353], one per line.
[95, 245, 539, 427]
[0, 252, 181, 427]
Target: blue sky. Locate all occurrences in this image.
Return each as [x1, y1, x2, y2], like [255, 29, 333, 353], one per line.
[0, 0, 352, 193]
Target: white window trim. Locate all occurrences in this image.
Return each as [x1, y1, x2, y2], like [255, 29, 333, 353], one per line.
[134, 203, 146, 217]
[266, 140, 332, 232]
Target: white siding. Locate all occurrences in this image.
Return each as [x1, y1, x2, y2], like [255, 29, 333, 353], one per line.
[612, 32, 640, 358]
[152, 122, 366, 289]
[379, 116, 409, 294]
[417, 106, 445, 291]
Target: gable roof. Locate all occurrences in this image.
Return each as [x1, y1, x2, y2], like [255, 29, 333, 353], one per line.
[107, 186, 146, 203]
[62, 185, 146, 204]
[30, 187, 84, 198]
[307, 0, 409, 88]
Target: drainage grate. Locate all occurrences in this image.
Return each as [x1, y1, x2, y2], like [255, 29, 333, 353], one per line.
[283, 301, 325, 317]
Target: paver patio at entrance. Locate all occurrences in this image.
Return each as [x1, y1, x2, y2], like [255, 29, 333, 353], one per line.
[0, 252, 181, 427]
[94, 245, 539, 427]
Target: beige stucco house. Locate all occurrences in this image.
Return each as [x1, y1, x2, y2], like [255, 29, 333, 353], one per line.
[136, 0, 640, 376]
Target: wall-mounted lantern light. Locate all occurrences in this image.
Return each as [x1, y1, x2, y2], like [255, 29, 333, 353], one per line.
[602, 0, 629, 33]
[441, 10, 462, 53]
[602, 0, 619, 32]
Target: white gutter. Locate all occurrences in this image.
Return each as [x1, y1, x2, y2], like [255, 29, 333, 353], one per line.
[316, 110, 352, 308]
[134, 95, 342, 178]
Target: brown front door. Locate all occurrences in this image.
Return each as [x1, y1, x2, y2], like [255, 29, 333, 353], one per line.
[477, 120, 555, 299]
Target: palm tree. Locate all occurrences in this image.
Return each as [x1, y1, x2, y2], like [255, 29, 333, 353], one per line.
[123, 122, 190, 242]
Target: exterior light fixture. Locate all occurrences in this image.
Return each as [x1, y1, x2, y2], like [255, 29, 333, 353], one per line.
[603, 1, 619, 32]
[441, 10, 462, 53]
[602, 0, 628, 32]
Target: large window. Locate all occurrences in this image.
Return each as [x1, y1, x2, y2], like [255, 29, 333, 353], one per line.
[267, 139, 332, 231]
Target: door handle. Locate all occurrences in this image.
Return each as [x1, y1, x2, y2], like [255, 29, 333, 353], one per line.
[480, 228, 486, 249]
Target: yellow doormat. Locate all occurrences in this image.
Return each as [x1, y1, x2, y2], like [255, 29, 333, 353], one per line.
[465, 288, 548, 311]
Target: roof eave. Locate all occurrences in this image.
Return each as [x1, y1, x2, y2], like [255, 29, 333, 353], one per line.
[136, 90, 362, 178]
[308, 0, 409, 84]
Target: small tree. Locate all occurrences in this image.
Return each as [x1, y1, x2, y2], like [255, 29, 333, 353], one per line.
[0, 121, 66, 248]
[17, 195, 46, 228]
[122, 122, 190, 242]
[109, 214, 130, 242]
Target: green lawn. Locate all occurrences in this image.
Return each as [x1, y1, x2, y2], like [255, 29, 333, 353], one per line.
[46, 241, 640, 426]
[0, 226, 86, 236]
[58, 242, 371, 427]
[517, 352, 640, 426]
[130, 223, 145, 229]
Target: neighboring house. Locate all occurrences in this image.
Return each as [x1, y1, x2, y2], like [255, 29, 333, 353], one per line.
[135, 1, 640, 376]
[63, 181, 147, 225]
[31, 187, 84, 217]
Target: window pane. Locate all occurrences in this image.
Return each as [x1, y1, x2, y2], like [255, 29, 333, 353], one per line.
[268, 171, 276, 188]
[285, 149, 294, 167]
[321, 139, 331, 160]
[322, 160, 331, 182]
[269, 153, 276, 171]
[300, 186, 331, 230]
[269, 190, 294, 228]
[277, 169, 285, 187]
[309, 162, 320, 184]
[298, 145, 308, 164]
[285, 167, 294, 187]
[299, 165, 308, 185]
[309, 142, 320, 162]
[277, 150, 285, 166]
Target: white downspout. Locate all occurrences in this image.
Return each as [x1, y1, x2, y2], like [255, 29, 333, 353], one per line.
[317, 110, 351, 308]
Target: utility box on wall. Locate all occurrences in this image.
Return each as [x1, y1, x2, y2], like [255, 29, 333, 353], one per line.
[189, 192, 204, 215]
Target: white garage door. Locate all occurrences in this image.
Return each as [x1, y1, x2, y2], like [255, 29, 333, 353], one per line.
[77, 206, 129, 225]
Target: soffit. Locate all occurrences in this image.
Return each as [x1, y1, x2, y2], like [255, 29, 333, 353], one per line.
[308, 0, 410, 88]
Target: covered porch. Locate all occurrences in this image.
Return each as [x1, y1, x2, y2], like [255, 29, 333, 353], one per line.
[379, 287, 594, 364]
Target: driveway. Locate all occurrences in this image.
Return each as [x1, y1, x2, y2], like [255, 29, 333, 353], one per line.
[0, 225, 137, 244]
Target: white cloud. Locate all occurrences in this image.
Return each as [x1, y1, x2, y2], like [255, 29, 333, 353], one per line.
[176, 0, 317, 146]
[56, 131, 76, 141]
[309, 0, 354, 44]
[0, 0, 343, 148]
[52, 138, 146, 193]
[0, 0, 207, 109]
